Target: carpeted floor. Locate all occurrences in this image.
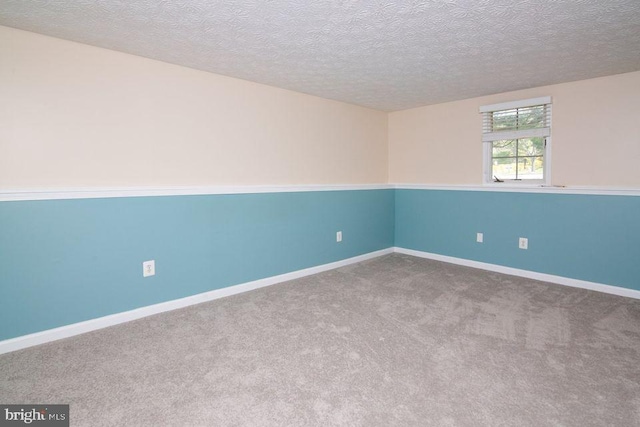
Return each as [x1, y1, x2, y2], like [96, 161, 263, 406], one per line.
[1, 254, 639, 426]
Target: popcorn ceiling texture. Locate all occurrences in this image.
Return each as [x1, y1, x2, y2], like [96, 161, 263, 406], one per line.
[1, 0, 639, 111]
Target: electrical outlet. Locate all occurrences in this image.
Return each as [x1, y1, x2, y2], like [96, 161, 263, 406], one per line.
[519, 237, 528, 250]
[476, 232, 483, 243]
[143, 260, 155, 277]
[336, 231, 342, 242]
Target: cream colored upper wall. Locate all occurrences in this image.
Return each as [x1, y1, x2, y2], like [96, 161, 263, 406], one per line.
[3, 26, 638, 190]
[389, 71, 640, 187]
[0, 26, 388, 189]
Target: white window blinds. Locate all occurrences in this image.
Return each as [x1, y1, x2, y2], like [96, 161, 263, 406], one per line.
[480, 96, 552, 142]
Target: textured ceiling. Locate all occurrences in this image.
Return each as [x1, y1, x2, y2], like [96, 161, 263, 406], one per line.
[1, 1, 639, 111]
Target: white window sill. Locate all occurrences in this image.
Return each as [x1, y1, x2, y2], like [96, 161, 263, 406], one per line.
[483, 182, 547, 188]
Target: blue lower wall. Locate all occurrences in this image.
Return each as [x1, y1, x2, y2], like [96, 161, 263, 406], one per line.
[2, 187, 638, 342]
[0, 190, 394, 341]
[395, 189, 640, 291]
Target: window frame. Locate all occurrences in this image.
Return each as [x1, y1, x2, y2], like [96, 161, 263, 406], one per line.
[480, 96, 552, 186]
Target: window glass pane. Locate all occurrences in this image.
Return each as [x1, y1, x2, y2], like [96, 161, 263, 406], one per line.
[492, 138, 544, 181]
[492, 140, 516, 158]
[517, 137, 544, 156]
[516, 156, 544, 180]
[491, 157, 517, 180]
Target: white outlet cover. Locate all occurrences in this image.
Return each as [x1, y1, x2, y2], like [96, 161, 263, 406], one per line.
[336, 231, 342, 242]
[476, 232, 483, 243]
[143, 260, 155, 277]
[519, 238, 528, 250]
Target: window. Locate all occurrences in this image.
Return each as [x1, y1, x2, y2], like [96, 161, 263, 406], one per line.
[480, 96, 551, 184]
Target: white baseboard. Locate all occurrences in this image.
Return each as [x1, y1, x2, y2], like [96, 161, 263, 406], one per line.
[393, 247, 640, 300]
[4, 246, 637, 355]
[0, 248, 393, 355]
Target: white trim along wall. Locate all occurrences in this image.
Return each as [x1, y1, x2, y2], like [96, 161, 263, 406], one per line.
[0, 184, 393, 202]
[394, 184, 640, 197]
[2, 246, 638, 355]
[0, 249, 393, 355]
[2, 183, 639, 202]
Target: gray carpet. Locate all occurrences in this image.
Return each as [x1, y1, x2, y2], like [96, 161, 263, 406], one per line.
[1, 254, 639, 426]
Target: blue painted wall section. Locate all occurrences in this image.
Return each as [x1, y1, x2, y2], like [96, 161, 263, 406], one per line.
[2, 188, 638, 342]
[0, 190, 394, 341]
[395, 189, 640, 291]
